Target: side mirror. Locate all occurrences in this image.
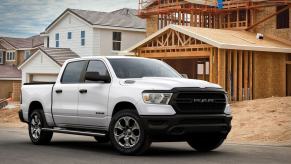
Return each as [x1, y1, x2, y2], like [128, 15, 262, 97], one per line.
[181, 74, 188, 79]
[85, 72, 111, 83]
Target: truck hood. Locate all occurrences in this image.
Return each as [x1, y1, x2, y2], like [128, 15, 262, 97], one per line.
[119, 77, 222, 90]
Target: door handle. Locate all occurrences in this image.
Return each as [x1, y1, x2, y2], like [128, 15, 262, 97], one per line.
[79, 89, 87, 94]
[55, 89, 62, 94]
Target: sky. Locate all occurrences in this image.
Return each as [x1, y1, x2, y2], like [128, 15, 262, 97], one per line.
[0, 0, 137, 38]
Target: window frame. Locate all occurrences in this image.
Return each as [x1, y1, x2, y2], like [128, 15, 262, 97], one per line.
[81, 31, 85, 46]
[6, 51, 16, 61]
[0, 51, 3, 64]
[60, 60, 89, 84]
[24, 50, 31, 60]
[55, 33, 60, 48]
[84, 60, 112, 84]
[67, 32, 72, 40]
[112, 32, 122, 51]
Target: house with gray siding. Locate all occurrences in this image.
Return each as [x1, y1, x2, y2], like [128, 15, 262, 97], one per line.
[41, 8, 146, 56]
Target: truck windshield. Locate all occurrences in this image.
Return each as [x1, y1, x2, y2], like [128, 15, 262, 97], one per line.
[108, 58, 181, 79]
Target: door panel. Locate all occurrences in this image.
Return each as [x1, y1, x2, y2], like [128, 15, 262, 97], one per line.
[52, 84, 79, 126]
[52, 60, 88, 127]
[78, 83, 111, 129]
[78, 60, 111, 129]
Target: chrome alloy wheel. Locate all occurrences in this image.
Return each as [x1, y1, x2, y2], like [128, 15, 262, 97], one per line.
[114, 116, 140, 148]
[30, 114, 41, 140]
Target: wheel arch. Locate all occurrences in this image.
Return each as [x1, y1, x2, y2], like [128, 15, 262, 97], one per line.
[28, 101, 44, 119]
[112, 101, 138, 116]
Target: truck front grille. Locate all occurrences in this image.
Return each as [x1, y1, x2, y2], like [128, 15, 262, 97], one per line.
[170, 88, 226, 114]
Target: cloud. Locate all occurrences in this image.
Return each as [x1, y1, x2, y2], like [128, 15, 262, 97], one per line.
[0, 0, 137, 37]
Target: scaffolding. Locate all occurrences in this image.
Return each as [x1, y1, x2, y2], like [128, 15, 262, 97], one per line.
[138, 0, 291, 31]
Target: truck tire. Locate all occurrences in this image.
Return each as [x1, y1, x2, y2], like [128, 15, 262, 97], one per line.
[109, 109, 151, 155]
[28, 110, 53, 145]
[94, 136, 110, 143]
[187, 134, 225, 152]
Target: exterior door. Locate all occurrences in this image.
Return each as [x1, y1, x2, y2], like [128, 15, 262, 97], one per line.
[52, 60, 88, 127]
[78, 60, 111, 130]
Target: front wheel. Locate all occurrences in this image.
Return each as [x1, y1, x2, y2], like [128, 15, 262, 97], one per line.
[187, 134, 226, 152]
[28, 110, 53, 145]
[109, 109, 151, 155]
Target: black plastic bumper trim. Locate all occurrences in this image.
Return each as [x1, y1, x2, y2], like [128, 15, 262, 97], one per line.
[140, 114, 232, 140]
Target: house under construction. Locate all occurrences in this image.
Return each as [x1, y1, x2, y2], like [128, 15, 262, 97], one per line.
[128, 0, 291, 101]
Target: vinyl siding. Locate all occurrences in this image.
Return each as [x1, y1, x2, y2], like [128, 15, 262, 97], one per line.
[98, 28, 145, 56]
[47, 13, 94, 57]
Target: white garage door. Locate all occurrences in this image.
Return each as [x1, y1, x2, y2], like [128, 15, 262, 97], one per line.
[31, 74, 58, 82]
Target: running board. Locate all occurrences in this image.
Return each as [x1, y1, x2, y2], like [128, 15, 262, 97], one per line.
[42, 128, 106, 137]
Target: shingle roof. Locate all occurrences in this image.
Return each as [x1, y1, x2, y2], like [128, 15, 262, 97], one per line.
[0, 44, 5, 50]
[0, 65, 21, 79]
[0, 35, 44, 49]
[46, 8, 146, 31]
[39, 47, 80, 66]
[128, 25, 291, 53]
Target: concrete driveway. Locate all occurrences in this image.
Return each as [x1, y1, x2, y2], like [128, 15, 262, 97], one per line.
[0, 128, 290, 164]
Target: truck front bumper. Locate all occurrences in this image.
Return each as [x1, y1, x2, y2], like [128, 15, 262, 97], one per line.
[140, 114, 232, 141]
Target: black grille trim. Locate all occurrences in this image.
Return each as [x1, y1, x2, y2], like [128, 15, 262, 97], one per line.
[170, 87, 227, 114]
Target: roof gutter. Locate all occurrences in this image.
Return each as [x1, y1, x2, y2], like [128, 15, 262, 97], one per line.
[92, 25, 146, 32]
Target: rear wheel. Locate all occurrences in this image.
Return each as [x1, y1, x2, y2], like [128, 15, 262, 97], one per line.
[187, 133, 225, 152]
[28, 110, 53, 145]
[109, 109, 151, 155]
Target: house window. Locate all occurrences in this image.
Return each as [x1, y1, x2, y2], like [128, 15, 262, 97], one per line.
[277, 5, 289, 29]
[55, 33, 60, 47]
[81, 31, 85, 46]
[113, 32, 122, 51]
[24, 50, 31, 60]
[0, 51, 3, 64]
[47, 37, 50, 48]
[67, 32, 72, 39]
[6, 51, 16, 61]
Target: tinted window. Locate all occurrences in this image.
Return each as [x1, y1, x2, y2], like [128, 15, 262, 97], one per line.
[61, 61, 87, 83]
[108, 58, 181, 79]
[86, 60, 110, 83]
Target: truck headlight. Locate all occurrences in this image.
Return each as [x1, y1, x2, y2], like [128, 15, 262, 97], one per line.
[224, 94, 231, 114]
[142, 93, 172, 104]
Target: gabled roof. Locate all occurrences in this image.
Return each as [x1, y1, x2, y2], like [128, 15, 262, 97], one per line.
[128, 25, 291, 53]
[0, 65, 21, 79]
[39, 47, 80, 66]
[45, 8, 146, 32]
[0, 35, 44, 50]
[18, 47, 80, 69]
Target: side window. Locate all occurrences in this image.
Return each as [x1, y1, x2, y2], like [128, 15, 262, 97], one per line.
[86, 60, 110, 83]
[55, 33, 60, 47]
[81, 31, 85, 46]
[61, 61, 87, 84]
[0, 51, 3, 64]
[112, 32, 121, 51]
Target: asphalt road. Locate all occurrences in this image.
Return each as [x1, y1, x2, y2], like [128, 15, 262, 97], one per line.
[0, 128, 290, 164]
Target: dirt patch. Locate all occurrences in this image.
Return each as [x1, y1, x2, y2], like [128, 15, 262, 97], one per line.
[0, 107, 26, 128]
[227, 97, 291, 145]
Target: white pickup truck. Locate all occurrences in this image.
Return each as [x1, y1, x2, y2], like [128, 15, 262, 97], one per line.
[19, 56, 232, 155]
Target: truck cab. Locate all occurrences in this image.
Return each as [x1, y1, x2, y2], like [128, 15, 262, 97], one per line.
[20, 56, 232, 155]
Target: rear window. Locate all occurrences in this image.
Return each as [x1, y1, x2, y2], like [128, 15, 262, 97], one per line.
[61, 61, 87, 83]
